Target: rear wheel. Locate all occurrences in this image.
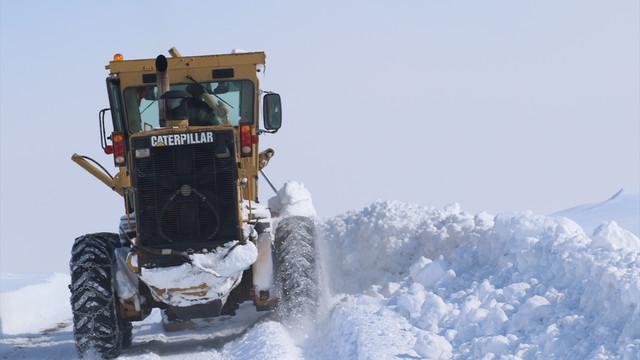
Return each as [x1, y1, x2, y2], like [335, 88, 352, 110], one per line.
[69, 233, 127, 358]
[274, 216, 319, 323]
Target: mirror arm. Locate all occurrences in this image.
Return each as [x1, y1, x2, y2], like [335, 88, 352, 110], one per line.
[257, 128, 278, 135]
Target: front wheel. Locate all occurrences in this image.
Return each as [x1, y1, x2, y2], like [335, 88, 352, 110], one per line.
[69, 233, 127, 358]
[273, 216, 319, 324]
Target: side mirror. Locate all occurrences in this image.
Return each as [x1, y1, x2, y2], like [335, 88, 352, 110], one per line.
[263, 93, 282, 131]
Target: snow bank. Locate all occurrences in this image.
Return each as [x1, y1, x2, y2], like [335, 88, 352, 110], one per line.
[553, 188, 640, 237]
[2, 188, 639, 360]
[320, 200, 491, 294]
[319, 200, 640, 359]
[0, 273, 71, 335]
[268, 181, 316, 218]
[592, 221, 640, 251]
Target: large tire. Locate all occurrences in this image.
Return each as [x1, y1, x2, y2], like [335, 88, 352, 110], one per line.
[69, 233, 127, 358]
[274, 216, 319, 323]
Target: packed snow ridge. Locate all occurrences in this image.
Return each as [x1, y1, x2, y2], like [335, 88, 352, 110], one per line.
[317, 198, 639, 359]
[1, 183, 639, 360]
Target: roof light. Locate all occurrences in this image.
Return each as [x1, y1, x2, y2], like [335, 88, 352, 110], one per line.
[113, 53, 123, 62]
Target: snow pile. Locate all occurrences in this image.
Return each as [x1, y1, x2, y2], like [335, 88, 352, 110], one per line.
[591, 221, 640, 251]
[1, 187, 639, 359]
[553, 188, 640, 237]
[268, 181, 317, 218]
[139, 240, 258, 306]
[318, 200, 640, 359]
[0, 273, 71, 335]
[320, 201, 488, 294]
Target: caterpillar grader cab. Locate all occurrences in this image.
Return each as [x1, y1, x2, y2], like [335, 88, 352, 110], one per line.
[70, 48, 318, 358]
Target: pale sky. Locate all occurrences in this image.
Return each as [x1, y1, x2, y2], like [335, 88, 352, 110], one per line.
[1, 0, 638, 273]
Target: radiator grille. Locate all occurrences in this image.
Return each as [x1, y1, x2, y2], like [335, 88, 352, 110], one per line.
[131, 131, 239, 248]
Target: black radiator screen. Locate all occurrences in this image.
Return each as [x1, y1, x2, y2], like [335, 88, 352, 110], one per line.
[131, 130, 239, 249]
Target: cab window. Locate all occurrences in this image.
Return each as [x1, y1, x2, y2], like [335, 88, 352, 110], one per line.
[123, 80, 255, 133]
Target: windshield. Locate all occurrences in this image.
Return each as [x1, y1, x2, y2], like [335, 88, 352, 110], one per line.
[123, 80, 255, 132]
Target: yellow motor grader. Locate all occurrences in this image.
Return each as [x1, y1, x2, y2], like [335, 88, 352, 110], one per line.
[70, 48, 317, 358]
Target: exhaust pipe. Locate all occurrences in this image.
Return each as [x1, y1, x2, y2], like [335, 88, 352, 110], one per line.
[156, 55, 170, 127]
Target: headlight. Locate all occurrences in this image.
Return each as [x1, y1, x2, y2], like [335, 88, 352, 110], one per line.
[135, 148, 150, 159]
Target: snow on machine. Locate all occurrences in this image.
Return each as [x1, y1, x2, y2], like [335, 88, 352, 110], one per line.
[69, 48, 318, 358]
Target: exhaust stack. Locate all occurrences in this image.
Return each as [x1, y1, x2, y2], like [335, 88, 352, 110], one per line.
[156, 55, 170, 127]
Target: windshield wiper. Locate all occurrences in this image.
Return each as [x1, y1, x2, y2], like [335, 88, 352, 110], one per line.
[185, 75, 234, 108]
[140, 99, 156, 114]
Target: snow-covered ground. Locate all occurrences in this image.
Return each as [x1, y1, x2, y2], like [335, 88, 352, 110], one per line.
[1, 186, 638, 359]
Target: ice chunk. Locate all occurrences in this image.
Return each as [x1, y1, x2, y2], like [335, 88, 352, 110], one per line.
[268, 181, 316, 218]
[414, 332, 453, 360]
[591, 221, 640, 251]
